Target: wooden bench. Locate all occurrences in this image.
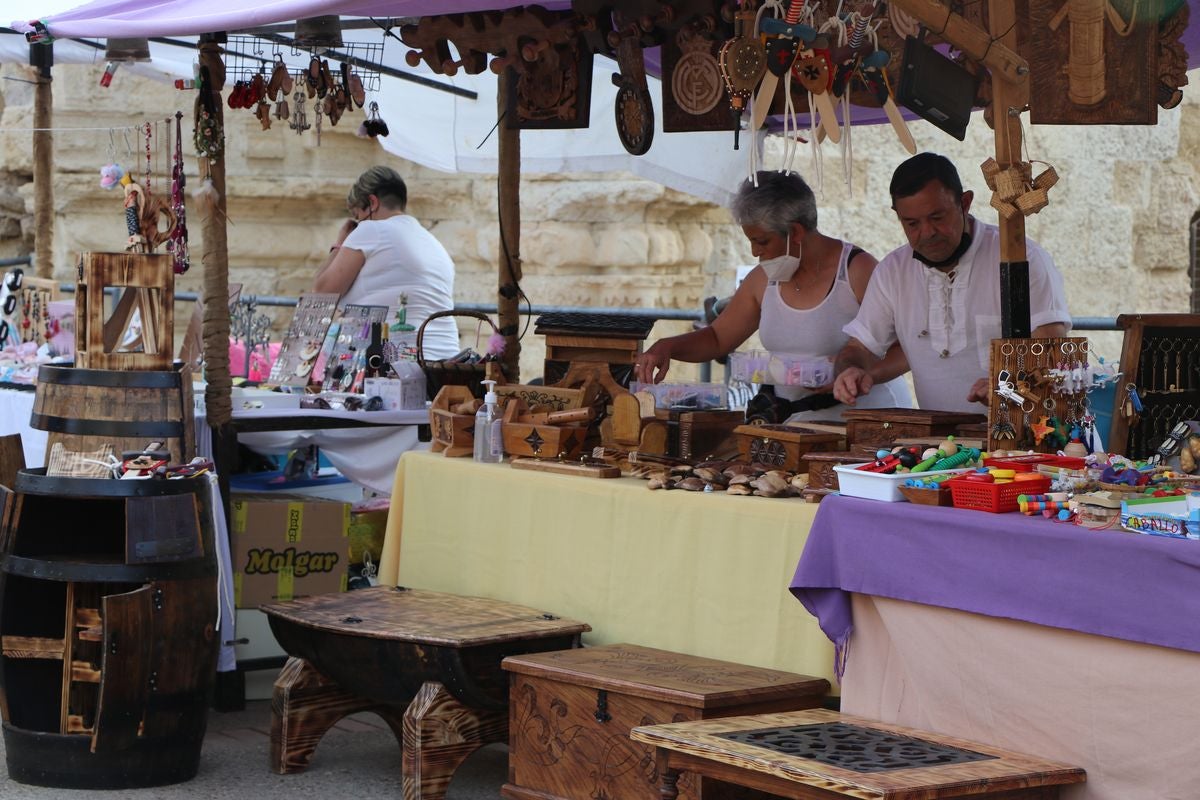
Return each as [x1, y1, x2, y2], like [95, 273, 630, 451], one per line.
[631, 708, 1085, 799]
[260, 586, 590, 800]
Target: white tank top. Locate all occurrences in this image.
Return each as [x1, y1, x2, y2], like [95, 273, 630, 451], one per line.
[756, 241, 911, 420]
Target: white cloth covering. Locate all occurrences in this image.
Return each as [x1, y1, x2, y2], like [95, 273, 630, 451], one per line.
[340, 215, 459, 360]
[843, 219, 1071, 413]
[757, 242, 910, 420]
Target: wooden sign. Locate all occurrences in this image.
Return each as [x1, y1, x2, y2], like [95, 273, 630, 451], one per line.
[506, 42, 593, 129]
[662, 22, 730, 132]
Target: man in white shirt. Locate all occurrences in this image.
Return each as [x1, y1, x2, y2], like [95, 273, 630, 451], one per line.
[833, 153, 1071, 413]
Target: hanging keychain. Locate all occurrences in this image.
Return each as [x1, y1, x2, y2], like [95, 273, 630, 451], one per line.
[169, 112, 190, 274]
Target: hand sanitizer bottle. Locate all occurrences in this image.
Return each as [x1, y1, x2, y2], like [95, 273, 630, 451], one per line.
[474, 380, 504, 463]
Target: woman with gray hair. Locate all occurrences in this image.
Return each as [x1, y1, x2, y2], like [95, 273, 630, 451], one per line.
[314, 165, 459, 359]
[633, 170, 909, 422]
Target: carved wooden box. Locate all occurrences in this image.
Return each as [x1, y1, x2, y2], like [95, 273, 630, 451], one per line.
[842, 408, 986, 451]
[649, 409, 745, 461]
[733, 424, 846, 472]
[805, 451, 864, 491]
[500, 643, 829, 800]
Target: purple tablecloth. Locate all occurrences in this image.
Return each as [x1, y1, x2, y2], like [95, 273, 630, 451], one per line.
[790, 494, 1200, 673]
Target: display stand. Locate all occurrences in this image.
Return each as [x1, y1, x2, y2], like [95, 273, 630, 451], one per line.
[986, 336, 1091, 454]
[1109, 314, 1200, 460]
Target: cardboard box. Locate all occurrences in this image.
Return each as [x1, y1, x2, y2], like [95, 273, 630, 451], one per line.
[347, 508, 389, 588]
[230, 494, 351, 608]
[364, 376, 425, 411]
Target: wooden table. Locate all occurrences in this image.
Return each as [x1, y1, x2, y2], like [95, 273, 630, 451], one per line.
[261, 586, 590, 800]
[631, 708, 1086, 799]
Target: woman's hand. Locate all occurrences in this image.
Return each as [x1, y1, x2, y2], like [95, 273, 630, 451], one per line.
[634, 342, 673, 385]
[335, 219, 357, 247]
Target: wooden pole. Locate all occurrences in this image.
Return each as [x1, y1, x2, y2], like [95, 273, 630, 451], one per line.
[30, 43, 53, 279]
[197, 37, 232, 426]
[496, 72, 522, 382]
[989, 0, 1032, 337]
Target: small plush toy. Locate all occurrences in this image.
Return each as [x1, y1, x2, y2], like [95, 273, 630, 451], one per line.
[99, 162, 124, 190]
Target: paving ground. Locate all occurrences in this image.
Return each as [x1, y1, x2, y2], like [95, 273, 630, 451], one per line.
[0, 700, 508, 799]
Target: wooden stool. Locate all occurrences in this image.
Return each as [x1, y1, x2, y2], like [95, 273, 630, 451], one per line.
[501, 643, 830, 800]
[631, 708, 1085, 799]
[261, 586, 590, 800]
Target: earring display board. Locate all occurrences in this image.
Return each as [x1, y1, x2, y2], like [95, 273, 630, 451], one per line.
[7, 276, 62, 348]
[321, 304, 389, 393]
[1110, 314, 1200, 461]
[267, 292, 339, 387]
[986, 336, 1093, 454]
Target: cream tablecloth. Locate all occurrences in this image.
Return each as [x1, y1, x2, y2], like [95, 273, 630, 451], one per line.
[379, 450, 835, 686]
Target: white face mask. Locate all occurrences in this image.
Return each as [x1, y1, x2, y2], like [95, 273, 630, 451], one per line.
[758, 238, 801, 282]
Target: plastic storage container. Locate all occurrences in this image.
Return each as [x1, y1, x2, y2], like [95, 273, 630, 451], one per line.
[728, 350, 833, 388]
[833, 463, 974, 502]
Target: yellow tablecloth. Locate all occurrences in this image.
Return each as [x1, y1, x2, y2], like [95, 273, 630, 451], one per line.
[380, 450, 835, 687]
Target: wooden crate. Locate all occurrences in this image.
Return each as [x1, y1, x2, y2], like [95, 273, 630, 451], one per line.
[842, 408, 986, 451]
[733, 424, 846, 472]
[429, 385, 478, 458]
[501, 643, 829, 800]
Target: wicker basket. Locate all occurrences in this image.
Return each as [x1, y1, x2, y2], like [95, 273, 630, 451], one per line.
[416, 309, 507, 400]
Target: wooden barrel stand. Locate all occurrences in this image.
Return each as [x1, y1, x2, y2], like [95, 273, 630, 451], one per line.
[0, 470, 219, 789]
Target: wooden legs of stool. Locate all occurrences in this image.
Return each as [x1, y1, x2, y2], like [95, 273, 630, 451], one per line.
[402, 681, 508, 800]
[270, 658, 508, 800]
[270, 657, 404, 774]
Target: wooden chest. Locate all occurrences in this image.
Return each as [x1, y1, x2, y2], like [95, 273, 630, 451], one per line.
[501, 643, 829, 800]
[842, 408, 986, 450]
[733, 423, 846, 472]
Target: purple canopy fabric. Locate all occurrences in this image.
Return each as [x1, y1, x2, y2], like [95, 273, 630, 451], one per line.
[15, 0, 1200, 73]
[790, 494, 1200, 677]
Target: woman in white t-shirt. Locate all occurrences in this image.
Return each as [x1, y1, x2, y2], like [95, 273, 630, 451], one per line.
[313, 166, 460, 359]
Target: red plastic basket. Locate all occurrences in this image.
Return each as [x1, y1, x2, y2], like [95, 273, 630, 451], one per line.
[983, 454, 1086, 472]
[947, 474, 1052, 513]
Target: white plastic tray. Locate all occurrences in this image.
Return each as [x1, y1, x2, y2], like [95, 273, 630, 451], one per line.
[833, 463, 974, 502]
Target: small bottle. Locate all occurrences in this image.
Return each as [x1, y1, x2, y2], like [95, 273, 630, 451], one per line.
[473, 379, 504, 463]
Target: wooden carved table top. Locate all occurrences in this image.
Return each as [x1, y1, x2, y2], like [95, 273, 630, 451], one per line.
[261, 586, 590, 647]
[631, 708, 1085, 799]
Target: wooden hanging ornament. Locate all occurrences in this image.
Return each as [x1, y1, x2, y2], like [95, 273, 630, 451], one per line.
[717, 7, 767, 149]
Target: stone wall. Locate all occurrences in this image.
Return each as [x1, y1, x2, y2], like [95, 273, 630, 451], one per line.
[1, 60, 1196, 381]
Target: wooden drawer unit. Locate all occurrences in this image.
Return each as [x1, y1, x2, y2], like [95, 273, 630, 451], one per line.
[501, 643, 829, 800]
[842, 408, 985, 450]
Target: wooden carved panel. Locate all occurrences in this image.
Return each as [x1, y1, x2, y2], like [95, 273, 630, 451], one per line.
[505, 41, 593, 129]
[662, 22, 730, 132]
[1028, 0, 1159, 124]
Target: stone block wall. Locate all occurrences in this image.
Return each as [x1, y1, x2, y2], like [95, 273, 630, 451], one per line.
[1, 60, 1197, 384]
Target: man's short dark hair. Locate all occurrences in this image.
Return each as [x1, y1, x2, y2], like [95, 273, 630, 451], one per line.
[889, 153, 963, 206]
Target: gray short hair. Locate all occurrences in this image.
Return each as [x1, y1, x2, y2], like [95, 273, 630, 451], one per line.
[347, 166, 408, 212]
[729, 171, 817, 236]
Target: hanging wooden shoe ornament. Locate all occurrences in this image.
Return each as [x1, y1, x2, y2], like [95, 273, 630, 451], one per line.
[718, 5, 767, 149]
[751, 0, 816, 133]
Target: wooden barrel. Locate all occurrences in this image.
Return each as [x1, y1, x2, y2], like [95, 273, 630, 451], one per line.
[30, 364, 194, 468]
[0, 468, 219, 788]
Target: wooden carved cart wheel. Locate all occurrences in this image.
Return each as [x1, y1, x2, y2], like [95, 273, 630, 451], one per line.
[615, 83, 654, 155]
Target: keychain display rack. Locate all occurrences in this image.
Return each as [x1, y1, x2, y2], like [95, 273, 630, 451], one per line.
[321, 303, 389, 393]
[1110, 314, 1200, 460]
[224, 35, 384, 94]
[986, 336, 1093, 454]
